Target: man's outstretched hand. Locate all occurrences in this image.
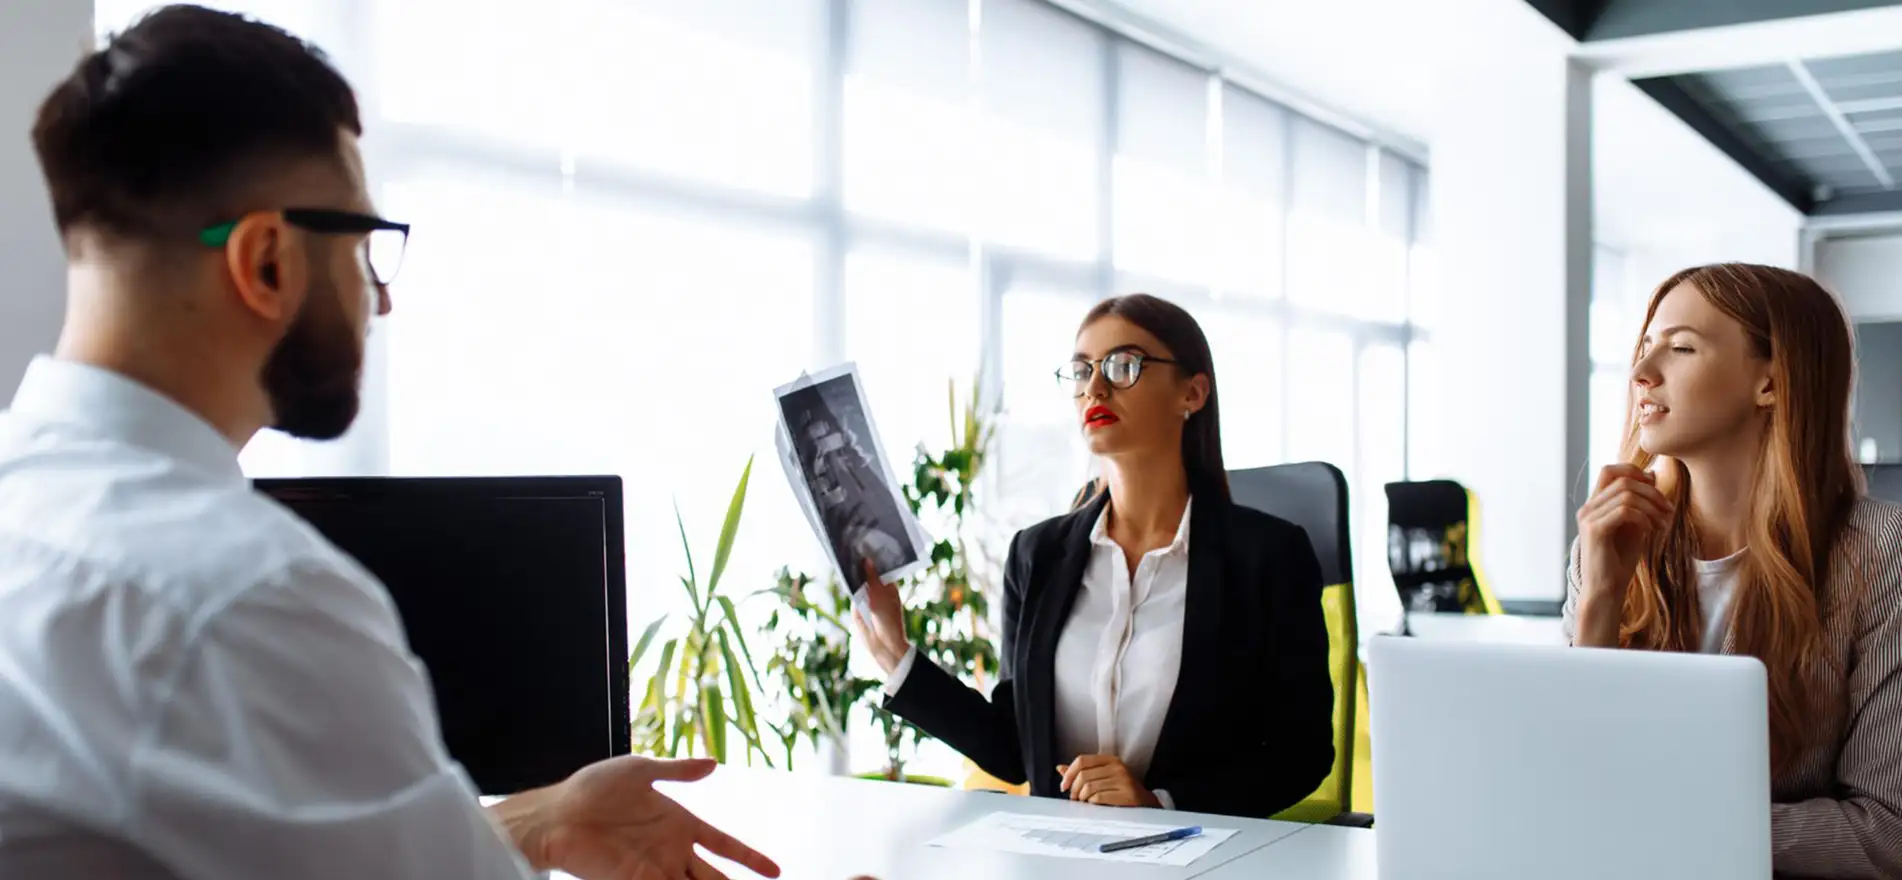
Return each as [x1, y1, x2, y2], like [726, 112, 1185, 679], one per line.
[491, 756, 781, 880]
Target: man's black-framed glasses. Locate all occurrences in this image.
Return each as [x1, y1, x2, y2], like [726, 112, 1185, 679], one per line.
[200, 208, 411, 286]
[1057, 350, 1179, 392]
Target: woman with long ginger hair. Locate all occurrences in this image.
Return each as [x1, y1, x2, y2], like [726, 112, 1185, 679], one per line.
[1565, 263, 1902, 878]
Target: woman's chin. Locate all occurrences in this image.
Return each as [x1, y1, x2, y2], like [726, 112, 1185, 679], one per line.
[1084, 434, 1121, 456]
[1636, 428, 1698, 461]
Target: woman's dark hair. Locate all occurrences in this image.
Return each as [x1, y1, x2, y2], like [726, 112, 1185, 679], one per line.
[1075, 293, 1230, 505]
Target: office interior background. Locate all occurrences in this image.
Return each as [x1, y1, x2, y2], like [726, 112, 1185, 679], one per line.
[7, 0, 1902, 780]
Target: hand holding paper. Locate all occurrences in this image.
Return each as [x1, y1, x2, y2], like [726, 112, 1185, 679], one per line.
[851, 558, 911, 675]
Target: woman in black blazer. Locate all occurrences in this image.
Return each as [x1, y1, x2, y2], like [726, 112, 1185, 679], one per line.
[854, 293, 1334, 820]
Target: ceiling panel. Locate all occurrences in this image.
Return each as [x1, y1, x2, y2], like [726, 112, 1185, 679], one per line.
[1698, 66, 1803, 94]
[1853, 109, 1902, 131]
[1819, 79, 1902, 105]
[1773, 146, 1870, 167]
[1805, 50, 1902, 79]
[1787, 155, 1882, 180]
[1727, 101, 1827, 124]
[1647, 47, 1902, 204]
[1732, 115, 1856, 145]
[1519, 0, 1902, 214]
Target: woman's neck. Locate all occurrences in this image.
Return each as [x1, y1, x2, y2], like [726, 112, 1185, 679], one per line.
[1680, 444, 1761, 559]
[1103, 457, 1191, 541]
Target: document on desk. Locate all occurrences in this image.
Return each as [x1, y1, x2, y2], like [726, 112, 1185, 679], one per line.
[925, 812, 1236, 866]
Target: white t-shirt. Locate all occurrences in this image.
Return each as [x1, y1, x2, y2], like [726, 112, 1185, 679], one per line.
[1695, 548, 1746, 653]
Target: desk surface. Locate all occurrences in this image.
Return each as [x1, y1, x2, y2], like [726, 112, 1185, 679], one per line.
[655, 766, 1310, 879]
[1197, 825, 1377, 878]
[1404, 611, 1567, 645]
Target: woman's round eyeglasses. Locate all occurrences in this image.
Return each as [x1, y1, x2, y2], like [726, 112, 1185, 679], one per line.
[1056, 350, 1179, 393]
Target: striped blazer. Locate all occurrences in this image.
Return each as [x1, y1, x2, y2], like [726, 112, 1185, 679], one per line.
[1563, 496, 1902, 879]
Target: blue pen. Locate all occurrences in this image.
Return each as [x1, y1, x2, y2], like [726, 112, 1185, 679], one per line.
[1098, 825, 1202, 853]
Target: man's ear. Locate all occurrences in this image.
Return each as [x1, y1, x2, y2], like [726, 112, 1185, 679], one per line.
[223, 213, 307, 322]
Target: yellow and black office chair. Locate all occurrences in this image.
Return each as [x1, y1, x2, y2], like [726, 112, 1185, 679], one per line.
[1230, 463, 1370, 826]
[1384, 479, 1504, 619]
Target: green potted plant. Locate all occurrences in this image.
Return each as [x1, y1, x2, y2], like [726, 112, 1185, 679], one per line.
[629, 456, 776, 767]
[872, 379, 998, 783]
[757, 567, 875, 773]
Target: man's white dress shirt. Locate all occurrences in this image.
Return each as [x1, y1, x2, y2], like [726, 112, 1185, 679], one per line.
[0, 356, 533, 879]
[887, 497, 1190, 807]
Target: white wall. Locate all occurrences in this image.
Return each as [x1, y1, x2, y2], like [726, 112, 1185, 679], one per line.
[1817, 232, 1902, 322]
[1593, 74, 1804, 292]
[1427, 0, 1591, 603]
[0, 0, 91, 395]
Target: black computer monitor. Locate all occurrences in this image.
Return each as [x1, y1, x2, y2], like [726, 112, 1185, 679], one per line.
[256, 475, 630, 795]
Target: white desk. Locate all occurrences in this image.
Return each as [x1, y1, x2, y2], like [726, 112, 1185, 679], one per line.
[1197, 825, 1377, 878]
[658, 766, 1311, 879]
[1403, 612, 1567, 646]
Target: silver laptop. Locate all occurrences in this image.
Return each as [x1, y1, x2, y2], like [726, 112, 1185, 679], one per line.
[1368, 636, 1772, 880]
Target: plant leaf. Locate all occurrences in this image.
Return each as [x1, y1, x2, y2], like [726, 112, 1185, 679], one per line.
[947, 377, 959, 447]
[642, 638, 674, 747]
[646, 638, 678, 747]
[651, 638, 678, 700]
[704, 688, 727, 763]
[629, 615, 667, 672]
[717, 596, 770, 692]
[718, 628, 777, 768]
[706, 456, 754, 596]
[715, 628, 758, 749]
[673, 632, 694, 716]
[964, 380, 980, 449]
[674, 502, 700, 610]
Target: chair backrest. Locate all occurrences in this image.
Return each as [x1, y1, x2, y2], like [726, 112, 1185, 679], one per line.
[1866, 463, 1902, 505]
[1229, 463, 1358, 821]
[1228, 463, 1351, 585]
[1384, 479, 1502, 615]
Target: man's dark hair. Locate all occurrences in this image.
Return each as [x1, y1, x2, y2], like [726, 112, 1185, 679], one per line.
[31, 4, 361, 243]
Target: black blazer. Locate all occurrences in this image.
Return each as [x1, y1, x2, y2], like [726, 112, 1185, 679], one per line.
[884, 490, 1335, 819]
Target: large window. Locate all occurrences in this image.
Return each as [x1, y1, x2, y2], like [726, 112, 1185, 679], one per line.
[843, 0, 975, 234]
[1112, 43, 1215, 285]
[978, 0, 1104, 262]
[844, 247, 980, 459]
[377, 171, 822, 601]
[102, 0, 1430, 771]
[997, 282, 1098, 524]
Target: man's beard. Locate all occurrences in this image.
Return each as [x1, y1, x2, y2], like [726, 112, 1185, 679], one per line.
[262, 272, 364, 441]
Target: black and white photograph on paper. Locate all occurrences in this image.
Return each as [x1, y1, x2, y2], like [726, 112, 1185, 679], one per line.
[773, 363, 928, 592]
